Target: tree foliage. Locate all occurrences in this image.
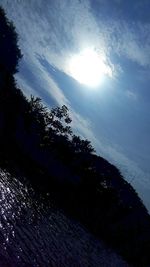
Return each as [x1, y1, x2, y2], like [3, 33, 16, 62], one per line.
[72, 135, 95, 154]
[46, 104, 72, 136]
[0, 7, 22, 75]
[27, 96, 95, 155]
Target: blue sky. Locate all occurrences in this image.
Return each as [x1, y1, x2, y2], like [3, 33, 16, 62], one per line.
[1, 0, 150, 211]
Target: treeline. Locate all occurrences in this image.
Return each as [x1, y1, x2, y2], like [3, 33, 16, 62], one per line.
[0, 6, 150, 267]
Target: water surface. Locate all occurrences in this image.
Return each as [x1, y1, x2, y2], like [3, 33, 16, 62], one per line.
[0, 169, 130, 267]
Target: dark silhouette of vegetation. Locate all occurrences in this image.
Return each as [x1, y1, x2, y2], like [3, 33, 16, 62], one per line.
[0, 7, 22, 75]
[0, 6, 150, 267]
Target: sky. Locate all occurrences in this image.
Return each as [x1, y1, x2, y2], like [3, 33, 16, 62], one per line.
[1, 0, 150, 211]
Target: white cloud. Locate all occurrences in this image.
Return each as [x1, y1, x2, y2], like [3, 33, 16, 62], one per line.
[36, 65, 70, 107]
[103, 19, 150, 67]
[126, 90, 137, 100]
[16, 75, 38, 99]
[2, 0, 150, 79]
[1, 0, 115, 76]
[118, 23, 150, 67]
[16, 56, 70, 107]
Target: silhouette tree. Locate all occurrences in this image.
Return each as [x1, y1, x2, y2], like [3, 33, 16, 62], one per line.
[0, 7, 22, 76]
[71, 135, 95, 154]
[47, 105, 72, 136]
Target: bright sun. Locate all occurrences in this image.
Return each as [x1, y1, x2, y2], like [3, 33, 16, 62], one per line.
[69, 48, 111, 87]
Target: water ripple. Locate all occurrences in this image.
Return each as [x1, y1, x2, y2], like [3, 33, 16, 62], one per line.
[0, 169, 130, 267]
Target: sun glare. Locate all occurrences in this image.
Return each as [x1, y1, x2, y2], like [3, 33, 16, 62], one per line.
[69, 48, 111, 88]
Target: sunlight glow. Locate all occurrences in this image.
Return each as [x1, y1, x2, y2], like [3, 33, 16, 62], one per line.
[69, 48, 112, 87]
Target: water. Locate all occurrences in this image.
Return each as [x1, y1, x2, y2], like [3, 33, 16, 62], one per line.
[0, 169, 130, 267]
